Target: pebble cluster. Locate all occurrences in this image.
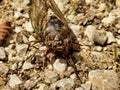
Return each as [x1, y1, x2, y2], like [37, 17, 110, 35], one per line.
[0, 0, 119, 90]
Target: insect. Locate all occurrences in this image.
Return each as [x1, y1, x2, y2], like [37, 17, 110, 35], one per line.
[0, 22, 11, 41]
[29, 0, 81, 82]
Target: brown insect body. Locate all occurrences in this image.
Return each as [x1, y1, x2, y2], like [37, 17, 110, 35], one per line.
[44, 16, 72, 55]
[0, 22, 11, 41]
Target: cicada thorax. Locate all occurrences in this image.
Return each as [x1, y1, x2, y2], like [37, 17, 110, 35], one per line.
[42, 16, 72, 55]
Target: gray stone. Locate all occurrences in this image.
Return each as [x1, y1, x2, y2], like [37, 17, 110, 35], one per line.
[85, 26, 107, 45]
[88, 51, 109, 62]
[16, 44, 28, 57]
[50, 78, 75, 90]
[93, 31, 107, 45]
[88, 70, 119, 90]
[53, 58, 67, 73]
[8, 74, 22, 88]
[0, 47, 6, 59]
[85, 25, 96, 42]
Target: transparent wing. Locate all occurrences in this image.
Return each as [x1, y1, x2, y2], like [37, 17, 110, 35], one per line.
[47, 0, 69, 30]
[29, 0, 48, 34]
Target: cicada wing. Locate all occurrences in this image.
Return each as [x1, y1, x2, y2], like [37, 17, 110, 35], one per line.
[47, 0, 69, 30]
[29, 0, 48, 34]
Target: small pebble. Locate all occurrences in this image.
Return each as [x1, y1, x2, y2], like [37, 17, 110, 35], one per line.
[28, 35, 37, 42]
[69, 24, 81, 37]
[96, 46, 102, 51]
[45, 69, 58, 79]
[85, 0, 93, 5]
[22, 62, 33, 70]
[37, 83, 48, 90]
[0, 47, 6, 59]
[8, 74, 22, 88]
[16, 44, 28, 57]
[10, 63, 17, 70]
[70, 73, 77, 80]
[98, 3, 106, 11]
[14, 26, 23, 33]
[50, 78, 75, 90]
[54, 0, 63, 11]
[106, 32, 116, 44]
[85, 25, 96, 41]
[117, 39, 120, 45]
[102, 15, 116, 25]
[14, 11, 22, 19]
[0, 62, 9, 74]
[23, 0, 30, 5]
[53, 58, 67, 73]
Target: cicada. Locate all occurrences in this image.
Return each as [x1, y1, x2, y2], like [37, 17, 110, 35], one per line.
[29, 0, 81, 81]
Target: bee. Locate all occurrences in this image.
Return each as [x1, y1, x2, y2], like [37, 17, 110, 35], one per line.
[29, 0, 81, 82]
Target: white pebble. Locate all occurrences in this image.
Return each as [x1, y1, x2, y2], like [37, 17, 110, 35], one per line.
[23, 0, 30, 5]
[22, 62, 33, 70]
[8, 74, 22, 88]
[54, 0, 63, 11]
[0, 47, 6, 59]
[117, 39, 120, 45]
[14, 11, 22, 19]
[53, 58, 67, 73]
[14, 26, 23, 33]
[22, 21, 34, 32]
[10, 63, 17, 70]
[102, 15, 116, 25]
[69, 24, 81, 37]
[98, 3, 106, 11]
[70, 73, 77, 80]
[28, 35, 37, 42]
[96, 46, 102, 51]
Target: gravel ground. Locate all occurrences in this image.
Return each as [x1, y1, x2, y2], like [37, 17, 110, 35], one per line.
[0, 0, 120, 90]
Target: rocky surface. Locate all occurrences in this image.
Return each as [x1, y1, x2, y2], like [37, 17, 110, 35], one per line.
[0, 0, 120, 90]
